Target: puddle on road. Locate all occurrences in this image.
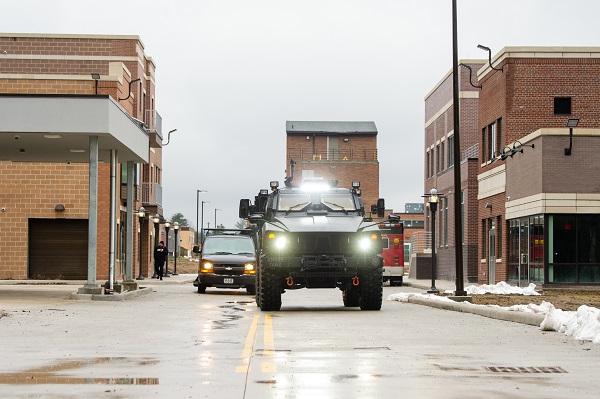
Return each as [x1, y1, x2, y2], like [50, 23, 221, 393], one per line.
[211, 302, 252, 329]
[0, 357, 159, 385]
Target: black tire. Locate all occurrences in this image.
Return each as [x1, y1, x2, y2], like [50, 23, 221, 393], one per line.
[246, 285, 256, 295]
[342, 287, 360, 307]
[197, 284, 206, 294]
[255, 272, 261, 307]
[359, 265, 383, 311]
[259, 258, 282, 311]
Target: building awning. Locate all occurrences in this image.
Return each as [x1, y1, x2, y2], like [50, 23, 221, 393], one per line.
[0, 95, 149, 163]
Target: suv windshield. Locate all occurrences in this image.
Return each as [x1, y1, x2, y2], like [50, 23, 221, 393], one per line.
[203, 236, 255, 255]
[276, 191, 357, 212]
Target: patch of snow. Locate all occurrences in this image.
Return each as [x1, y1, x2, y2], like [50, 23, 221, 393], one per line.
[465, 281, 540, 296]
[387, 292, 454, 304]
[540, 304, 600, 344]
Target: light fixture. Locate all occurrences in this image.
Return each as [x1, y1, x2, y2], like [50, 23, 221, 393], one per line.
[567, 118, 579, 128]
[274, 236, 288, 250]
[54, 204, 66, 212]
[565, 118, 580, 155]
[173, 222, 180, 231]
[43, 134, 62, 139]
[165, 221, 171, 228]
[270, 181, 279, 190]
[352, 181, 361, 189]
[137, 206, 146, 218]
[152, 214, 160, 224]
[477, 44, 503, 72]
[162, 129, 177, 146]
[429, 188, 439, 204]
[358, 237, 371, 251]
[343, 138, 350, 142]
[91, 73, 100, 80]
[69, 149, 85, 153]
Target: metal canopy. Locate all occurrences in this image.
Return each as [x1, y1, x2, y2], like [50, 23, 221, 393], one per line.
[0, 95, 149, 163]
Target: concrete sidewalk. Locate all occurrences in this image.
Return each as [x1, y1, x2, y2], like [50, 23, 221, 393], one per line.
[403, 277, 457, 292]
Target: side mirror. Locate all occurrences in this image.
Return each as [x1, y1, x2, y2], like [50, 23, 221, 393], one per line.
[376, 198, 385, 218]
[192, 245, 200, 254]
[239, 199, 251, 219]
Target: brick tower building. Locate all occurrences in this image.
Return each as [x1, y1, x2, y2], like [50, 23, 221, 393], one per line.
[285, 121, 379, 208]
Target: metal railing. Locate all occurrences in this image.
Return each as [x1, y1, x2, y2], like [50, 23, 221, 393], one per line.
[462, 143, 479, 160]
[409, 231, 432, 256]
[287, 148, 378, 162]
[141, 182, 162, 206]
[144, 109, 163, 139]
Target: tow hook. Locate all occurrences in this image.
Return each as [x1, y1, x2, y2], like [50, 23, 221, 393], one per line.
[285, 276, 294, 287]
[352, 276, 360, 286]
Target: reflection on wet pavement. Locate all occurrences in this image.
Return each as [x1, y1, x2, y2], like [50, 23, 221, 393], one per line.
[0, 357, 159, 385]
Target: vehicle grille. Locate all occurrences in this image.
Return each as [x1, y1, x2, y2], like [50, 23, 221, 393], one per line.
[213, 265, 245, 276]
[294, 233, 353, 255]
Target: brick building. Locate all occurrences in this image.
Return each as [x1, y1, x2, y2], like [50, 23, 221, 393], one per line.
[423, 60, 484, 282]
[477, 47, 600, 286]
[394, 203, 425, 265]
[285, 121, 380, 209]
[0, 33, 164, 282]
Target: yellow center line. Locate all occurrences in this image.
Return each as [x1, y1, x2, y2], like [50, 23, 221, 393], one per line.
[235, 314, 260, 373]
[261, 314, 277, 373]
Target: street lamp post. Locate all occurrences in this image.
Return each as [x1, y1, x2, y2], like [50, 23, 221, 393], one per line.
[151, 214, 160, 278]
[173, 222, 180, 275]
[164, 221, 171, 277]
[200, 201, 209, 245]
[136, 207, 146, 280]
[425, 189, 441, 294]
[196, 190, 207, 245]
[214, 208, 221, 228]
[451, 0, 467, 297]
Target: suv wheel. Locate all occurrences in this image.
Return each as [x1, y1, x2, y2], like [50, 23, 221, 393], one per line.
[259, 257, 282, 311]
[342, 287, 360, 307]
[197, 284, 206, 294]
[246, 285, 256, 295]
[359, 266, 383, 310]
[390, 276, 403, 287]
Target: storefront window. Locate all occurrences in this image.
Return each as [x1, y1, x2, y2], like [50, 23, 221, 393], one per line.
[548, 214, 600, 284]
[508, 220, 519, 283]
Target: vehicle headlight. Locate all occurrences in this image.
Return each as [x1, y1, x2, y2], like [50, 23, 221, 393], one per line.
[275, 236, 288, 250]
[201, 261, 213, 272]
[244, 263, 256, 274]
[358, 237, 371, 251]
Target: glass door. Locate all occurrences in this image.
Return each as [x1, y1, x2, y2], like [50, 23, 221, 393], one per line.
[519, 219, 529, 286]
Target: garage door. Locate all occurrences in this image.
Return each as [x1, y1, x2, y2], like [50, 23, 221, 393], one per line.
[28, 219, 88, 280]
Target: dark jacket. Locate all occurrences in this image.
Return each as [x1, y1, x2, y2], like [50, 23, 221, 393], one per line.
[154, 246, 167, 264]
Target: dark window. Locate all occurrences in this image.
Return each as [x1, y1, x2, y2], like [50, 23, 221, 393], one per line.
[444, 198, 448, 246]
[487, 121, 497, 161]
[447, 135, 454, 167]
[554, 97, 572, 115]
[426, 151, 430, 178]
[497, 216, 503, 258]
[481, 220, 487, 258]
[481, 127, 487, 161]
[440, 141, 446, 170]
[382, 237, 389, 249]
[496, 118, 502, 155]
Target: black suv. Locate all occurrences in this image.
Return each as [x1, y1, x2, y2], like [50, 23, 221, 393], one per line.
[239, 181, 386, 311]
[193, 229, 257, 294]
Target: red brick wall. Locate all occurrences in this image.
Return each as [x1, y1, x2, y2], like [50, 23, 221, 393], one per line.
[0, 35, 154, 281]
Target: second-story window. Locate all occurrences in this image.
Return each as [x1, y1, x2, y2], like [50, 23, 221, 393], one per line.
[426, 151, 430, 177]
[483, 118, 502, 162]
[440, 141, 445, 172]
[554, 97, 572, 115]
[447, 135, 454, 167]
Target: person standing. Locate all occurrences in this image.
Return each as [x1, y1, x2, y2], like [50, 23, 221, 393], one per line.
[154, 241, 167, 281]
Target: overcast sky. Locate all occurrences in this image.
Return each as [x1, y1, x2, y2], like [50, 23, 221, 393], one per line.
[2, 0, 600, 228]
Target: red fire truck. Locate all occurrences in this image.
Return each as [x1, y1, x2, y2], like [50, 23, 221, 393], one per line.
[380, 219, 404, 286]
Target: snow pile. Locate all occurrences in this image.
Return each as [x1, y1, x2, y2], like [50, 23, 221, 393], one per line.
[465, 281, 540, 296]
[540, 304, 600, 344]
[387, 292, 454, 304]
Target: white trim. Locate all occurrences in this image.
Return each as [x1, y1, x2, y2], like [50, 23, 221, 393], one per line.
[0, 54, 139, 62]
[508, 128, 600, 147]
[424, 91, 481, 128]
[506, 193, 600, 219]
[0, 73, 121, 81]
[0, 32, 144, 47]
[477, 164, 506, 200]
[478, 46, 600, 80]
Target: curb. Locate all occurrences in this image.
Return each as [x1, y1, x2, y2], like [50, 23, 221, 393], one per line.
[70, 287, 154, 302]
[404, 296, 545, 327]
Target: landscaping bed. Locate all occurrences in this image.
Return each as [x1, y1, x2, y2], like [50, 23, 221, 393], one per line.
[471, 290, 600, 312]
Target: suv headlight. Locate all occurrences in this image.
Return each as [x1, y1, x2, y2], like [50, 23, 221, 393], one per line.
[244, 263, 256, 274]
[200, 261, 213, 273]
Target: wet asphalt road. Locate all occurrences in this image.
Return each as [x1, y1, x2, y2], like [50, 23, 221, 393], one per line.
[1, 279, 600, 398]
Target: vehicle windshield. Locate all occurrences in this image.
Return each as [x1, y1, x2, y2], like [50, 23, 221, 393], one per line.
[202, 236, 255, 255]
[276, 191, 357, 212]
